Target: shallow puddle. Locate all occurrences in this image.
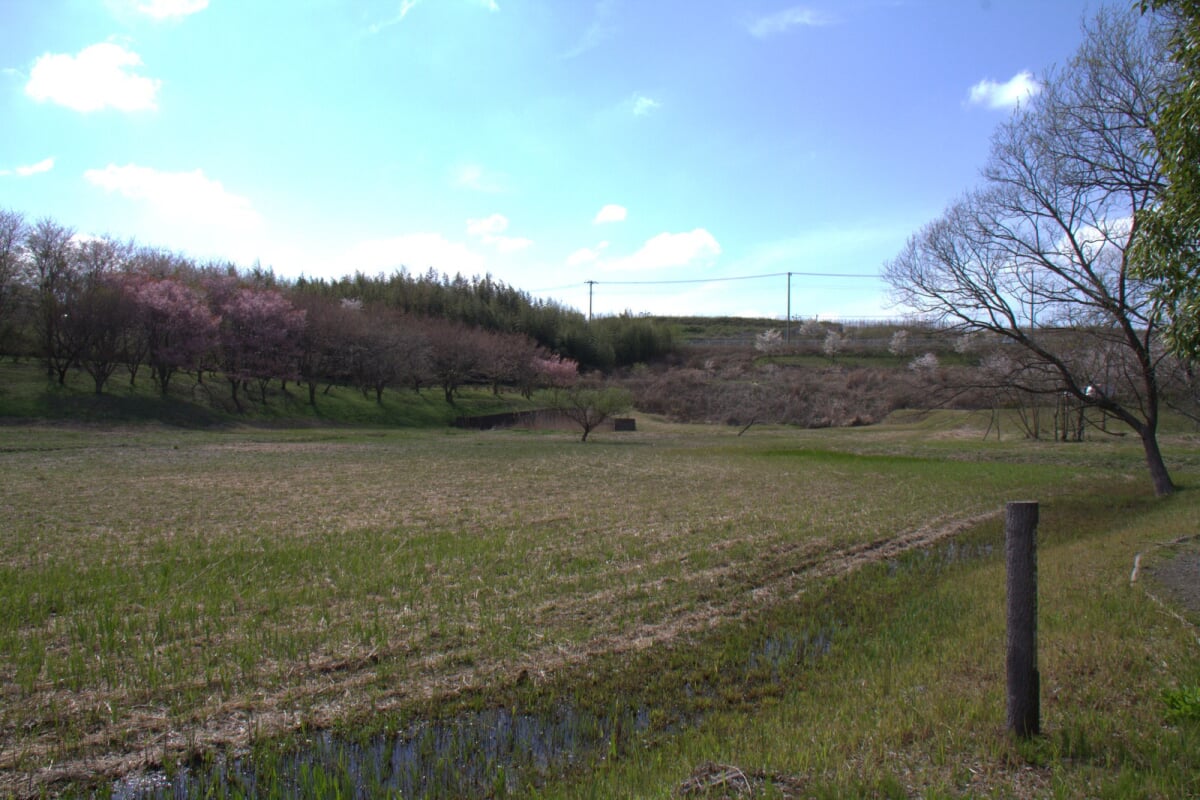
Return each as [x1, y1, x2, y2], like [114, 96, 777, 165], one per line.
[112, 703, 650, 798]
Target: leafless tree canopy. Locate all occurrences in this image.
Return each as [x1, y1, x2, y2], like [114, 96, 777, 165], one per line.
[884, 8, 1178, 495]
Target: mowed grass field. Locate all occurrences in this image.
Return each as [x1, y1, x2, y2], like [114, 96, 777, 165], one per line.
[1, 412, 1199, 797]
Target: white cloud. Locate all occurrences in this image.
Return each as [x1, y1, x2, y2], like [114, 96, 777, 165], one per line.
[747, 6, 834, 38]
[967, 70, 1041, 110]
[18, 157, 56, 176]
[466, 212, 533, 252]
[466, 213, 509, 237]
[631, 94, 660, 116]
[368, 0, 495, 33]
[367, 0, 420, 33]
[84, 164, 262, 228]
[26, 43, 161, 112]
[606, 229, 721, 272]
[137, 0, 208, 19]
[566, 241, 609, 267]
[593, 204, 627, 224]
[339, 233, 486, 274]
[1, 157, 55, 177]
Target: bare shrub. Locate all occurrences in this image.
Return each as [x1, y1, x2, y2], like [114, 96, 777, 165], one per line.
[626, 362, 949, 428]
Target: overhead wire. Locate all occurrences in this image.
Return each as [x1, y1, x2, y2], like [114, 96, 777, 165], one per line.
[530, 269, 879, 293]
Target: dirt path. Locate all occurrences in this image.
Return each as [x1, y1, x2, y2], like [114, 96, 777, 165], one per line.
[1145, 538, 1200, 620]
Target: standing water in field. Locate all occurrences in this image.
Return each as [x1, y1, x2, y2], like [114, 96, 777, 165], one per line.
[110, 629, 849, 798]
[111, 703, 651, 798]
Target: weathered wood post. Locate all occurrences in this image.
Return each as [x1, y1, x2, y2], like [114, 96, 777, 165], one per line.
[1005, 500, 1040, 737]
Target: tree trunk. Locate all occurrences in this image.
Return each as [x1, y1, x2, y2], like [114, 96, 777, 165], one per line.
[229, 377, 243, 412]
[1139, 427, 1175, 497]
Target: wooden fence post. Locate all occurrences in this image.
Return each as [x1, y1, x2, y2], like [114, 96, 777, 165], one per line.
[1005, 500, 1040, 738]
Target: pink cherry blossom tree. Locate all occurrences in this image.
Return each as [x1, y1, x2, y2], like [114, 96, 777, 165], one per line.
[131, 277, 219, 397]
[211, 284, 306, 410]
[529, 353, 579, 397]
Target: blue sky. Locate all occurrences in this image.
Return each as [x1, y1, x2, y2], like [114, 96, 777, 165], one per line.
[2, 0, 1104, 320]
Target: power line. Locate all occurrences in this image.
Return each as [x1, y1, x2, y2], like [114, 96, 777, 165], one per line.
[530, 269, 879, 293]
[528, 282, 583, 293]
[594, 271, 787, 286]
[590, 269, 879, 287]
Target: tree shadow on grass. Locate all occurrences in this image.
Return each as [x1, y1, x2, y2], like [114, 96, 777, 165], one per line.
[43, 391, 230, 428]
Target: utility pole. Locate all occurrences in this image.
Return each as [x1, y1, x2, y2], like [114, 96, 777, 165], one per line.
[786, 272, 792, 344]
[586, 280, 595, 322]
[1006, 500, 1040, 738]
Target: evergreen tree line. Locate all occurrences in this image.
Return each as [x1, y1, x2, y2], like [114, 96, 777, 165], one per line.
[292, 269, 680, 370]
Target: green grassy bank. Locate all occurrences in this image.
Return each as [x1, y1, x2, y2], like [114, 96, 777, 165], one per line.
[0, 359, 539, 428]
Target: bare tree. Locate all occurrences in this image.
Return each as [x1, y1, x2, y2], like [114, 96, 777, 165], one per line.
[424, 317, 485, 404]
[885, 8, 1176, 494]
[0, 209, 29, 356]
[293, 292, 353, 407]
[24, 218, 81, 383]
[345, 306, 415, 404]
[68, 236, 137, 394]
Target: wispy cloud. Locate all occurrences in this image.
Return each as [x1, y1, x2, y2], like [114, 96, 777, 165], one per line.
[368, 0, 497, 34]
[566, 241, 609, 267]
[746, 6, 835, 38]
[561, 0, 618, 59]
[1, 157, 56, 177]
[593, 204, 627, 224]
[466, 213, 533, 252]
[136, 0, 208, 20]
[466, 213, 508, 237]
[604, 229, 721, 272]
[26, 43, 161, 112]
[84, 164, 261, 228]
[631, 94, 660, 116]
[367, 0, 420, 34]
[966, 70, 1041, 110]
